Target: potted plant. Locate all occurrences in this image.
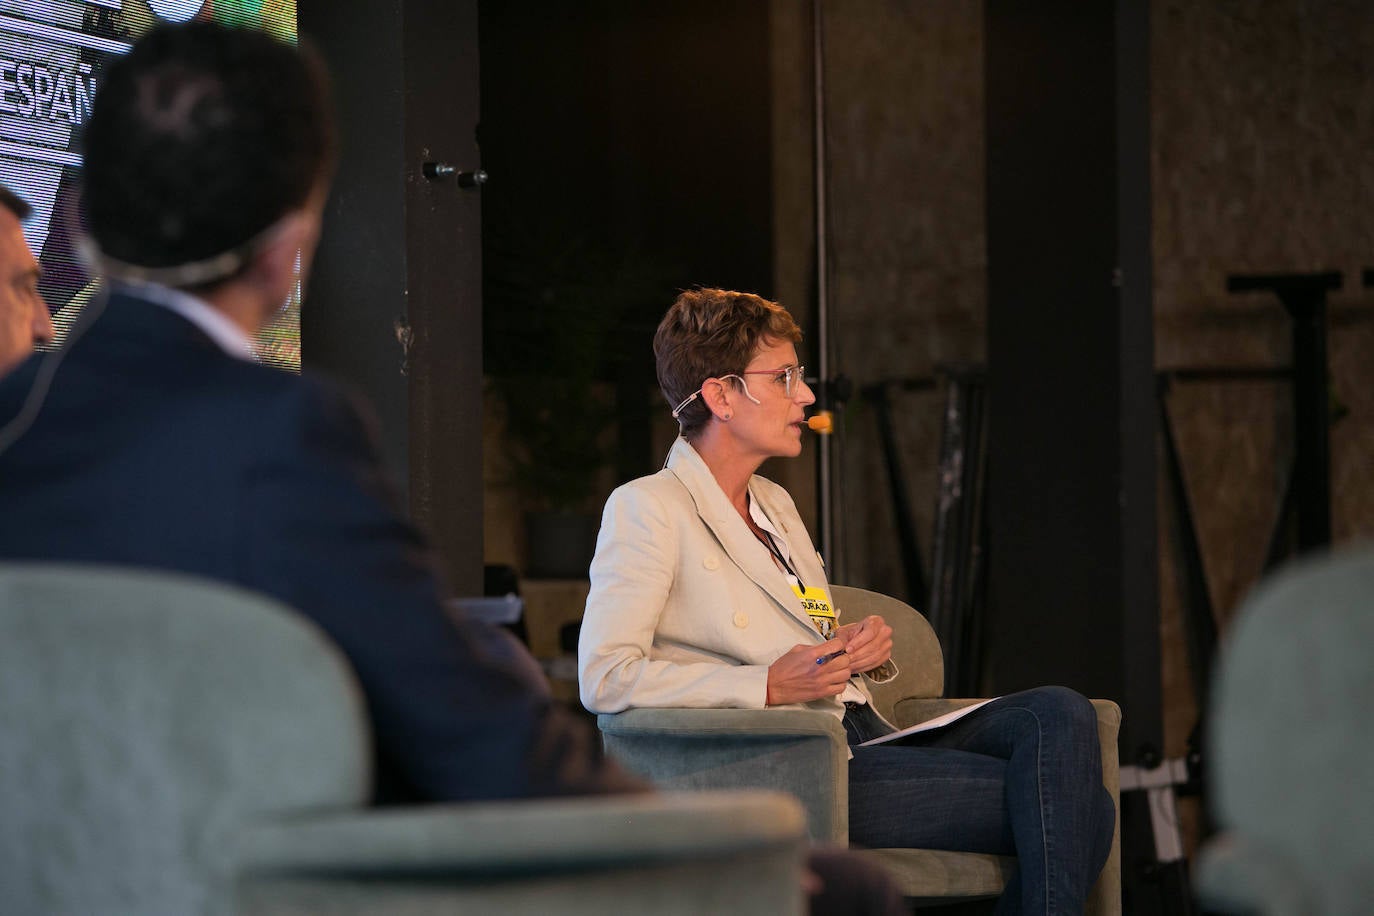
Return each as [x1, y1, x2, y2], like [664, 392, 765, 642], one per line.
[485, 217, 671, 578]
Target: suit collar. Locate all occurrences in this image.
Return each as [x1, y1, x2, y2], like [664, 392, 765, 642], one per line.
[110, 281, 256, 360]
[665, 437, 821, 638]
[76, 288, 227, 357]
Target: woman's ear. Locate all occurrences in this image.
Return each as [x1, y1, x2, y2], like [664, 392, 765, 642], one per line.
[701, 377, 734, 421]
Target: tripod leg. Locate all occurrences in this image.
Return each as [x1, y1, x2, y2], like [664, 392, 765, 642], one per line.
[1263, 462, 1297, 574]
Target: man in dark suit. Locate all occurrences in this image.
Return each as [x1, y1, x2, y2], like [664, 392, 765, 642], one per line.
[0, 21, 634, 804]
[0, 23, 903, 912]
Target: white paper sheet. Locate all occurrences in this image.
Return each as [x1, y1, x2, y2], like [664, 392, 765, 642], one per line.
[857, 698, 999, 746]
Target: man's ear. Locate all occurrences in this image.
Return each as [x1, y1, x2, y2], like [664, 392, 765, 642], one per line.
[244, 210, 319, 304]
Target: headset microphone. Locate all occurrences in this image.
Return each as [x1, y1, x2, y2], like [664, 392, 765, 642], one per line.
[806, 412, 833, 434]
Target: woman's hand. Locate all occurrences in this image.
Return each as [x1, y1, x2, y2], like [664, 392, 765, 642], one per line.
[832, 615, 893, 674]
[766, 641, 853, 706]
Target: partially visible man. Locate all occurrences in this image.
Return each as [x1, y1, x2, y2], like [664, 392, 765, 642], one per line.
[0, 21, 633, 803]
[0, 186, 55, 375]
[0, 24, 902, 913]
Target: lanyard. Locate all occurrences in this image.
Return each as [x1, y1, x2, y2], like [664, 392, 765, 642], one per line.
[753, 528, 805, 591]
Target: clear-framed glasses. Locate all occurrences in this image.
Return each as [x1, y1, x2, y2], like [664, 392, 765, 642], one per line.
[739, 364, 808, 398]
[670, 365, 808, 420]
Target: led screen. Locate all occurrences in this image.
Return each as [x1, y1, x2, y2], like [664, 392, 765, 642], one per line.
[0, 0, 300, 369]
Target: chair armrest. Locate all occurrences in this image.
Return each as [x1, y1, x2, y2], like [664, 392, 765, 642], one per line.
[235, 791, 805, 876]
[597, 708, 849, 843]
[233, 792, 808, 916]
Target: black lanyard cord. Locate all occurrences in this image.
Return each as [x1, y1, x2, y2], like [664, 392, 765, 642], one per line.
[753, 528, 805, 591]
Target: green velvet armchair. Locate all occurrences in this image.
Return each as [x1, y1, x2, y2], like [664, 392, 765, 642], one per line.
[598, 584, 1122, 913]
[0, 563, 808, 915]
[1195, 547, 1374, 914]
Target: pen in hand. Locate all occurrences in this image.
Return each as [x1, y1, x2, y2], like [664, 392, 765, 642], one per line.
[815, 647, 847, 666]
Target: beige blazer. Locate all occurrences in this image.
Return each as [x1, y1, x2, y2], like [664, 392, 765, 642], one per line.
[578, 437, 876, 719]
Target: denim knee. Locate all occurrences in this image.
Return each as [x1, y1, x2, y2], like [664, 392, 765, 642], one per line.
[1017, 685, 1096, 729]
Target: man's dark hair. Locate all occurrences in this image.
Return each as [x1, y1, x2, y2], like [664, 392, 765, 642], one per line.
[0, 184, 31, 221]
[81, 22, 334, 271]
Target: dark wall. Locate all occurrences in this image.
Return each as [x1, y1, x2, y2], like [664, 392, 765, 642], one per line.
[480, 0, 774, 483]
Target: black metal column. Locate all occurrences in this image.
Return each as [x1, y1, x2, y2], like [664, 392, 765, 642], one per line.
[984, 0, 1158, 745]
[300, 0, 484, 595]
[987, 5, 1160, 909]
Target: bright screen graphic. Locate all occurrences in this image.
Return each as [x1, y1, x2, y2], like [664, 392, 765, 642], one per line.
[0, 1, 300, 370]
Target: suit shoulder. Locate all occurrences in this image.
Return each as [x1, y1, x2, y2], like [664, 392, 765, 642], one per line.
[611, 467, 690, 506]
[217, 364, 369, 423]
[185, 351, 306, 405]
[283, 370, 389, 458]
[601, 469, 696, 529]
[182, 363, 381, 467]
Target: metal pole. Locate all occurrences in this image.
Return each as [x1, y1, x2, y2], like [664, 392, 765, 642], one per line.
[812, 0, 839, 578]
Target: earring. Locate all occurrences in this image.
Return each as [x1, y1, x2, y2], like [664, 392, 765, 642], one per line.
[722, 412, 733, 421]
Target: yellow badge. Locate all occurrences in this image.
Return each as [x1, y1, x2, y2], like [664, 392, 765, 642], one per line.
[791, 581, 837, 637]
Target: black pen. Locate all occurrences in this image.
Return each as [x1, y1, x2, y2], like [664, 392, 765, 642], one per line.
[815, 647, 847, 666]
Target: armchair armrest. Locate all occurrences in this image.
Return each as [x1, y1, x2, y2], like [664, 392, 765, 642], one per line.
[234, 792, 808, 916]
[598, 708, 849, 842]
[236, 791, 805, 874]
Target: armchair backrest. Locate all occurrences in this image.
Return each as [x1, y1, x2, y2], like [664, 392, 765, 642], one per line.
[1202, 548, 1374, 914]
[0, 563, 371, 915]
[830, 585, 944, 721]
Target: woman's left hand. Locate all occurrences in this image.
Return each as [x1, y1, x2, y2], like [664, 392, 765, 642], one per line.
[834, 615, 893, 673]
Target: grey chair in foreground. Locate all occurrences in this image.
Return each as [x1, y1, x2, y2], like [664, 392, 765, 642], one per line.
[0, 563, 807, 916]
[1195, 547, 1374, 915]
[598, 584, 1123, 913]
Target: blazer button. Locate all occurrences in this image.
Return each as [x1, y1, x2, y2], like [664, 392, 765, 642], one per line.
[703, 555, 721, 571]
[733, 611, 749, 628]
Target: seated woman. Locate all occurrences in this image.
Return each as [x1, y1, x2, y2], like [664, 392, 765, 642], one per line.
[579, 288, 1115, 914]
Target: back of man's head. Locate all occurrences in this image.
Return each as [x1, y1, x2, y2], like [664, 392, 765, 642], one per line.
[82, 22, 334, 284]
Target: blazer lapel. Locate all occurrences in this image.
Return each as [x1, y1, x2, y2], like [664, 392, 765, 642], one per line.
[665, 439, 821, 639]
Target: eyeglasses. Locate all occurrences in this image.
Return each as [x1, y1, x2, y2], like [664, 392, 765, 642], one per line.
[670, 365, 809, 420]
[739, 364, 808, 399]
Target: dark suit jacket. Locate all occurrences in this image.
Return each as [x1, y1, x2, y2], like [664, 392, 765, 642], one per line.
[0, 288, 636, 803]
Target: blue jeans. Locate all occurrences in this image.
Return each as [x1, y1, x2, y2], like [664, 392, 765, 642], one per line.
[844, 686, 1115, 915]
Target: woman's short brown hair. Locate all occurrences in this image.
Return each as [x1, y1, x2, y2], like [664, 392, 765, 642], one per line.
[653, 288, 802, 438]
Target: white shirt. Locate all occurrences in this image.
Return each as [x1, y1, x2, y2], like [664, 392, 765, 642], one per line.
[748, 493, 868, 706]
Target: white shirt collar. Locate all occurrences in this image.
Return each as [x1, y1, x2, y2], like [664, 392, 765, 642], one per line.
[748, 493, 791, 563]
[114, 279, 257, 361]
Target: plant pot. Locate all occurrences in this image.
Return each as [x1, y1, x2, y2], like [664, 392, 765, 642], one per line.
[524, 511, 600, 579]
